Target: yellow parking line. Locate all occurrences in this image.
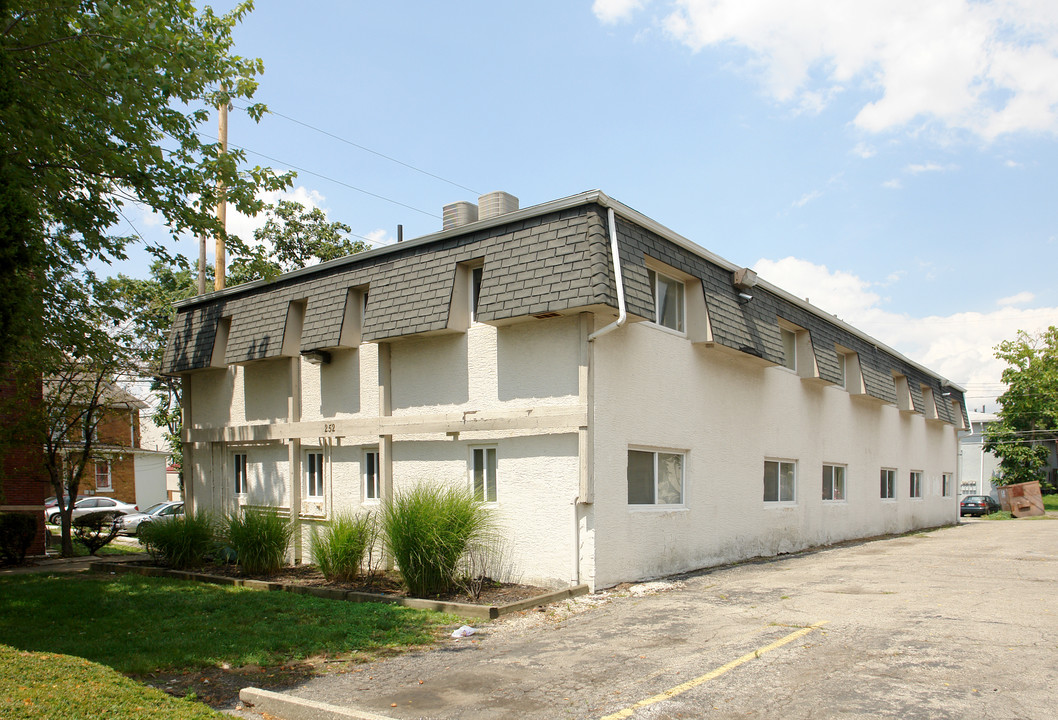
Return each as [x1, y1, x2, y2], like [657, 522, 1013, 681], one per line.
[599, 621, 829, 720]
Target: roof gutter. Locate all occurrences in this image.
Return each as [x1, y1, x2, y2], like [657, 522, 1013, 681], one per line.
[587, 206, 626, 342]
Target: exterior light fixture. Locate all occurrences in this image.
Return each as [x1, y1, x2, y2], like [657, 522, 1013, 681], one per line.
[301, 350, 331, 365]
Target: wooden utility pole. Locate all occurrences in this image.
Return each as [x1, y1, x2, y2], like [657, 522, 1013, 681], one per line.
[214, 92, 228, 292]
[197, 233, 207, 295]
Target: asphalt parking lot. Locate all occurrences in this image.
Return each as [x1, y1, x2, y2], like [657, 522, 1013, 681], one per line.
[248, 517, 1058, 720]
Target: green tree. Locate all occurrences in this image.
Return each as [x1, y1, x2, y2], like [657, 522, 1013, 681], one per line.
[0, 0, 292, 363]
[984, 326, 1058, 491]
[228, 200, 370, 284]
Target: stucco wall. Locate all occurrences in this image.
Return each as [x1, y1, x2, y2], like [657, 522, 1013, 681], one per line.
[591, 321, 960, 589]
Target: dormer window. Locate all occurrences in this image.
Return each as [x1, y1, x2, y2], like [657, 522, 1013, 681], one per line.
[647, 269, 685, 333]
[471, 265, 484, 322]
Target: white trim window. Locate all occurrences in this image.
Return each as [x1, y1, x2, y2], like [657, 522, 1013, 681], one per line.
[822, 464, 846, 502]
[764, 460, 796, 503]
[942, 472, 953, 497]
[305, 451, 325, 499]
[836, 352, 847, 389]
[781, 329, 798, 371]
[909, 471, 923, 499]
[627, 449, 684, 505]
[647, 269, 685, 333]
[880, 468, 896, 500]
[95, 460, 112, 491]
[471, 446, 497, 503]
[363, 449, 380, 502]
[234, 453, 248, 495]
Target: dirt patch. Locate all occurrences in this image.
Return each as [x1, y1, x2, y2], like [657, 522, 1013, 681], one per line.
[187, 562, 550, 606]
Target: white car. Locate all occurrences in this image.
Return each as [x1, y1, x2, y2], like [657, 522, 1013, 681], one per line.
[115, 501, 183, 535]
[46, 496, 138, 524]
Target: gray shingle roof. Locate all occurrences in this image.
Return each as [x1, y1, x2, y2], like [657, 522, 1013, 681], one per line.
[160, 191, 967, 427]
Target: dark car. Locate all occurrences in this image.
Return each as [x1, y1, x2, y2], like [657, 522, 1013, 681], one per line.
[960, 495, 1000, 517]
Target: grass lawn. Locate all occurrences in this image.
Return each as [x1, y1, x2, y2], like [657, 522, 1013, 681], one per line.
[0, 645, 225, 719]
[0, 572, 458, 675]
[1044, 494, 1058, 512]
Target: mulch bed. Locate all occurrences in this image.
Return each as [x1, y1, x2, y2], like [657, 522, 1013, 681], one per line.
[168, 561, 549, 607]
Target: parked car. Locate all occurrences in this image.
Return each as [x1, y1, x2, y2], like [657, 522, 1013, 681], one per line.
[43, 495, 89, 515]
[46, 497, 138, 524]
[960, 495, 1001, 517]
[115, 501, 183, 535]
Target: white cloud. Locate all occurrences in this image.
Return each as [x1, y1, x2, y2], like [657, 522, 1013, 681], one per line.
[362, 228, 396, 247]
[655, 0, 1058, 139]
[226, 185, 326, 245]
[791, 190, 822, 208]
[882, 178, 903, 189]
[593, 0, 647, 24]
[851, 142, 876, 159]
[752, 256, 1057, 404]
[998, 291, 1034, 306]
[906, 162, 949, 174]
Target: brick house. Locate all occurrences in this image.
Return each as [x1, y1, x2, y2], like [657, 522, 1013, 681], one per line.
[163, 190, 969, 589]
[0, 374, 48, 556]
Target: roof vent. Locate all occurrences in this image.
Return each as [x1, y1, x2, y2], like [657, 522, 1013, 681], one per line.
[477, 191, 519, 220]
[443, 201, 478, 230]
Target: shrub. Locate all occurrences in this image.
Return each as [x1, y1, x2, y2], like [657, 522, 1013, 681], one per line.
[71, 511, 120, 555]
[310, 511, 377, 582]
[0, 512, 37, 565]
[382, 483, 494, 597]
[138, 511, 215, 569]
[223, 507, 293, 575]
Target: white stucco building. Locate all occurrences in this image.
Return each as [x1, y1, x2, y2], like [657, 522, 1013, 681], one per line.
[163, 190, 968, 590]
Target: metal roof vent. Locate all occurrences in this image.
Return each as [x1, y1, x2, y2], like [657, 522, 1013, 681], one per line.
[477, 191, 519, 220]
[443, 201, 478, 230]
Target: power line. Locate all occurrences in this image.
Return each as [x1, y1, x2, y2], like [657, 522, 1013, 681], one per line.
[245, 105, 481, 196]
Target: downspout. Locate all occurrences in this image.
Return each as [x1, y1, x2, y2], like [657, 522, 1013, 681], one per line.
[588, 207, 626, 342]
[571, 495, 580, 585]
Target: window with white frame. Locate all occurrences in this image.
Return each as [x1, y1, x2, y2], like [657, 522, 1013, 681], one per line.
[942, 472, 953, 497]
[471, 447, 497, 503]
[836, 352, 847, 389]
[627, 449, 684, 505]
[764, 460, 796, 502]
[234, 453, 248, 495]
[363, 449, 379, 501]
[822, 464, 846, 501]
[95, 460, 112, 491]
[305, 451, 325, 499]
[910, 470, 923, 498]
[647, 269, 685, 333]
[880, 468, 896, 499]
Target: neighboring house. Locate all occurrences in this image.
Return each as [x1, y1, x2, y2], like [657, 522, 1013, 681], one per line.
[49, 382, 168, 512]
[0, 374, 48, 556]
[165, 464, 183, 501]
[958, 411, 1001, 497]
[162, 190, 968, 590]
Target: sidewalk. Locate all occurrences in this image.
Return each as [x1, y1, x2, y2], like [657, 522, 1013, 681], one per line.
[0, 537, 148, 575]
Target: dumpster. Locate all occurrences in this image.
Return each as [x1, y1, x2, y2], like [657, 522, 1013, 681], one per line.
[996, 481, 1045, 518]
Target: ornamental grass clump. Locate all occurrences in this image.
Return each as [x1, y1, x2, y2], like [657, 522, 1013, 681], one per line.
[382, 483, 493, 597]
[138, 511, 215, 570]
[223, 507, 293, 575]
[310, 511, 377, 582]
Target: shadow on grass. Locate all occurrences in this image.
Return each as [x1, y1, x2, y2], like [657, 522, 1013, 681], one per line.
[0, 572, 457, 677]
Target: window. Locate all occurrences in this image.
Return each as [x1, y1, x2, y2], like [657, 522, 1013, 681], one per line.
[763, 460, 796, 503]
[471, 447, 497, 502]
[880, 468, 896, 499]
[836, 352, 847, 389]
[363, 450, 379, 501]
[822, 464, 846, 501]
[305, 451, 325, 498]
[647, 269, 685, 332]
[627, 450, 684, 505]
[234, 453, 248, 495]
[470, 266, 484, 322]
[95, 461, 111, 491]
[942, 473, 953, 497]
[910, 471, 923, 499]
[781, 329, 797, 371]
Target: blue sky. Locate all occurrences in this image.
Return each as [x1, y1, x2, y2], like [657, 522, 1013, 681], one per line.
[117, 0, 1058, 410]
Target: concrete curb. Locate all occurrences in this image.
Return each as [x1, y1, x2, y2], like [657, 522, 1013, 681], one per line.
[239, 687, 397, 720]
[89, 560, 590, 619]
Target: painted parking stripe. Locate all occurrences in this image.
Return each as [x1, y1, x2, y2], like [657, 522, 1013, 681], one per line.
[599, 621, 829, 720]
